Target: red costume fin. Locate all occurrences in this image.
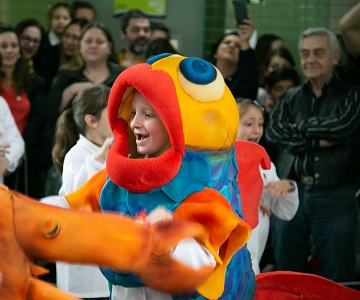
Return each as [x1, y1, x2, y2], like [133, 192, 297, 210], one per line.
[235, 140, 270, 229]
[255, 271, 360, 300]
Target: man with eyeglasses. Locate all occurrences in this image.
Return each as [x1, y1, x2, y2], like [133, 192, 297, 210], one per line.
[265, 27, 360, 283]
[118, 9, 151, 68]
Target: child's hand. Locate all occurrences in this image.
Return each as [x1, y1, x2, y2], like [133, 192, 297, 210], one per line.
[0, 156, 9, 176]
[265, 180, 294, 199]
[147, 206, 173, 224]
[95, 137, 113, 163]
[264, 98, 275, 114]
[259, 198, 271, 216]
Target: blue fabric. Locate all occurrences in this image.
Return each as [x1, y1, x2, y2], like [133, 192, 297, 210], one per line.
[271, 182, 358, 282]
[100, 148, 255, 299]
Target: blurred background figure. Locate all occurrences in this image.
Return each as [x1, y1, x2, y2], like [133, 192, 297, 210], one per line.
[0, 24, 46, 197]
[118, 9, 151, 67]
[0, 95, 25, 185]
[43, 21, 124, 196]
[151, 21, 171, 41]
[50, 86, 112, 300]
[71, 0, 96, 22]
[38, 1, 72, 91]
[255, 33, 284, 74]
[257, 47, 296, 105]
[15, 18, 44, 76]
[208, 17, 258, 100]
[59, 18, 88, 70]
[338, 2, 360, 86]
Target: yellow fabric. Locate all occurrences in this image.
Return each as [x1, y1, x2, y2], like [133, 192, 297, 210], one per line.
[149, 56, 239, 151]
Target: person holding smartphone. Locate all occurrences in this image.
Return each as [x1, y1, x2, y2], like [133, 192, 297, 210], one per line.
[207, 17, 258, 100]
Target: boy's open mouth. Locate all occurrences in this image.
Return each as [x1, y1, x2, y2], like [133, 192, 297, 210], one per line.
[136, 134, 149, 141]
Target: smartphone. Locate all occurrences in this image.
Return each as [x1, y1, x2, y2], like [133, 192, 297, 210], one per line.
[232, 0, 248, 25]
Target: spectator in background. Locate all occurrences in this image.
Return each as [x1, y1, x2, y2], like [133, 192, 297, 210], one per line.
[208, 17, 258, 100]
[118, 9, 151, 68]
[338, 2, 360, 86]
[0, 25, 47, 197]
[42, 22, 125, 196]
[59, 18, 88, 70]
[0, 25, 31, 134]
[255, 33, 284, 74]
[48, 86, 112, 300]
[151, 21, 171, 41]
[71, 0, 96, 22]
[257, 47, 296, 105]
[15, 18, 44, 76]
[0, 96, 25, 185]
[265, 27, 360, 282]
[147, 38, 179, 57]
[260, 67, 300, 162]
[37, 1, 72, 91]
[236, 98, 299, 275]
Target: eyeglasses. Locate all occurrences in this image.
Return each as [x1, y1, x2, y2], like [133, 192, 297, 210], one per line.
[20, 35, 40, 46]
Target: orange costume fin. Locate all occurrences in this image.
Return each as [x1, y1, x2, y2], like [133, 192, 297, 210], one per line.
[174, 188, 251, 299]
[235, 140, 271, 229]
[65, 168, 107, 211]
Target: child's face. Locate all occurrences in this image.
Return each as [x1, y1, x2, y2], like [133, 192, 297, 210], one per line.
[50, 7, 71, 36]
[236, 106, 264, 143]
[130, 91, 171, 158]
[269, 79, 295, 103]
[97, 107, 113, 139]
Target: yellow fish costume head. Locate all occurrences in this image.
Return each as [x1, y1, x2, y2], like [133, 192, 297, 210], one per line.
[107, 54, 239, 192]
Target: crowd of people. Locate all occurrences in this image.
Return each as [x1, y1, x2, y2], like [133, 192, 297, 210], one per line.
[1, 1, 360, 299]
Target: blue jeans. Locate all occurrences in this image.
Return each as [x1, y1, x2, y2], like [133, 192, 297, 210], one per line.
[271, 182, 358, 282]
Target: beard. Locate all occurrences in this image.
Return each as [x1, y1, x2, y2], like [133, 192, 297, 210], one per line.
[127, 38, 149, 55]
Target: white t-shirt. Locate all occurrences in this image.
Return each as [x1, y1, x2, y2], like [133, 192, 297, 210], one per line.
[247, 162, 299, 274]
[43, 134, 109, 298]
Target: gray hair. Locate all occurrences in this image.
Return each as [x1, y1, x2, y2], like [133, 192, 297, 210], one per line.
[298, 27, 341, 55]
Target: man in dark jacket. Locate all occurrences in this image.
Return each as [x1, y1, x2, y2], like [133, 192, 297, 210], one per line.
[265, 27, 360, 282]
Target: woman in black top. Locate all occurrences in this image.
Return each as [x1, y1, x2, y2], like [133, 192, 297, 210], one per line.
[207, 17, 258, 100]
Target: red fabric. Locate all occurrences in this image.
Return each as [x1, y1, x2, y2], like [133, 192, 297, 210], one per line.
[235, 140, 270, 229]
[107, 64, 185, 193]
[1, 82, 30, 134]
[255, 271, 360, 300]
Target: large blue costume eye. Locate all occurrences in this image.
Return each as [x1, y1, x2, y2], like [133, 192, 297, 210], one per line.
[179, 58, 216, 84]
[146, 53, 174, 65]
[178, 57, 225, 102]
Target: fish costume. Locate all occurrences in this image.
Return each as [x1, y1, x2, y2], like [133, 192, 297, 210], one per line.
[100, 53, 268, 299]
[65, 53, 270, 299]
[1, 53, 358, 300]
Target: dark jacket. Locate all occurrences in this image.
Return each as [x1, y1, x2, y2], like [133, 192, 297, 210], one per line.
[225, 48, 259, 100]
[265, 76, 360, 186]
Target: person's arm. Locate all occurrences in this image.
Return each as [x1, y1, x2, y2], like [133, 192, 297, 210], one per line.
[233, 18, 259, 99]
[262, 163, 299, 221]
[59, 82, 94, 112]
[0, 99, 25, 173]
[265, 92, 308, 153]
[297, 87, 360, 142]
[339, 2, 360, 57]
[46, 71, 74, 119]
